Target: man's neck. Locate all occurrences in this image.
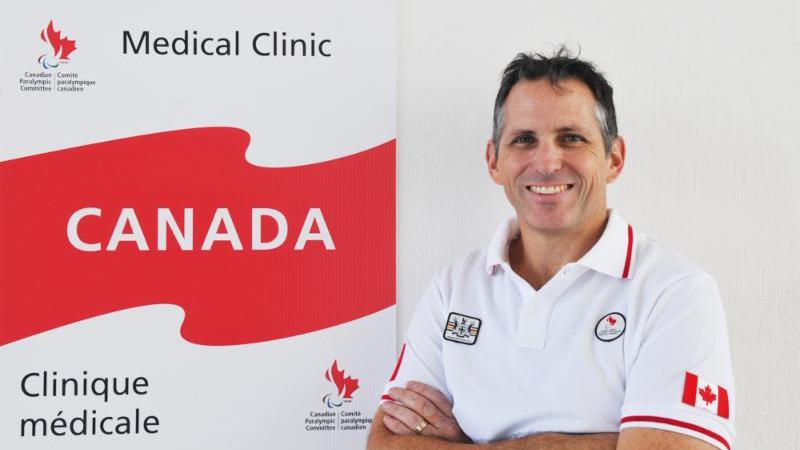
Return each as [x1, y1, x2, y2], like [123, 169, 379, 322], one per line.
[509, 210, 609, 290]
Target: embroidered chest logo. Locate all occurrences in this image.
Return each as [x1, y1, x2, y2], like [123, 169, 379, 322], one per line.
[595, 312, 626, 342]
[443, 312, 481, 345]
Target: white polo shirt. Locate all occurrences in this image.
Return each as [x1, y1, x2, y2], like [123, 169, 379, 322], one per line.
[382, 209, 735, 450]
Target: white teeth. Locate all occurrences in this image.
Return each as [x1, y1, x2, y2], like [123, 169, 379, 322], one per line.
[527, 184, 570, 194]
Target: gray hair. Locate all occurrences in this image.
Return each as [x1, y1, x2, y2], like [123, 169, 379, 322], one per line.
[492, 46, 618, 156]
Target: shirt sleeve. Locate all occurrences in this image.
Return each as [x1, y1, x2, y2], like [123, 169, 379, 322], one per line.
[621, 273, 736, 450]
[380, 273, 451, 403]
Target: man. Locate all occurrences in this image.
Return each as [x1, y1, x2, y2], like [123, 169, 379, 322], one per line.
[367, 48, 735, 450]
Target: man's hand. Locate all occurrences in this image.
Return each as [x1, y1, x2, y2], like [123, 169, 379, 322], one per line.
[380, 381, 470, 443]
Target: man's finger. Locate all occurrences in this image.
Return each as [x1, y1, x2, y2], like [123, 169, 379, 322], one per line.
[380, 400, 426, 433]
[406, 381, 455, 418]
[388, 387, 447, 428]
[382, 412, 414, 435]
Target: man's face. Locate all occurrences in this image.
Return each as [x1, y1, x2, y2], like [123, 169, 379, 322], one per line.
[487, 78, 624, 236]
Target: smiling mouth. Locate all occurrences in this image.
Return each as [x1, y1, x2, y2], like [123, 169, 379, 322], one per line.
[525, 184, 575, 195]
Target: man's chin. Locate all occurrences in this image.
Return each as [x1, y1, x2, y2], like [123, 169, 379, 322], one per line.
[518, 212, 574, 235]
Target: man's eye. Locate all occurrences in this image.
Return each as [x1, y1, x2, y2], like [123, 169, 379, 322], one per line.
[561, 134, 585, 144]
[512, 135, 535, 145]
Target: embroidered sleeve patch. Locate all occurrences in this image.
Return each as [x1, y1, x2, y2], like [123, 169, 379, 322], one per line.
[443, 312, 481, 345]
[682, 371, 730, 419]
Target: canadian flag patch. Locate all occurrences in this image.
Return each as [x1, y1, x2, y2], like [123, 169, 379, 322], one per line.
[682, 371, 729, 419]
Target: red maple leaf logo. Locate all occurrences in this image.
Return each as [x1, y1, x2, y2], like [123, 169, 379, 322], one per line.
[607, 316, 617, 326]
[40, 20, 77, 60]
[324, 359, 359, 399]
[699, 385, 717, 405]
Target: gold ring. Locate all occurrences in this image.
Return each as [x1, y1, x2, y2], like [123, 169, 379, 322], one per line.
[414, 420, 429, 434]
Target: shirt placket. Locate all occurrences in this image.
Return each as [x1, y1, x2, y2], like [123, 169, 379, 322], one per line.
[507, 264, 588, 349]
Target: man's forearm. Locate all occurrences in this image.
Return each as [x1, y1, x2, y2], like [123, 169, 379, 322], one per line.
[368, 410, 617, 450]
[370, 427, 616, 450]
[369, 430, 472, 450]
[477, 432, 618, 450]
[367, 410, 472, 450]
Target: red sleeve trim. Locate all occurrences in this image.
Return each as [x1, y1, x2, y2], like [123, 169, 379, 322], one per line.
[388, 342, 406, 381]
[622, 224, 633, 279]
[620, 415, 730, 450]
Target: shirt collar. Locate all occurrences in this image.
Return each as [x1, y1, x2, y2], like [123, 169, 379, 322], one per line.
[485, 217, 519, 275]
[576, 209, 637, 279]
[485, 209, 637, 279]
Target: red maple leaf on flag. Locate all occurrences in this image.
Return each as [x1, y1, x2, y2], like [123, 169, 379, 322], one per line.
[699, 385, 717, 405]
[324, 360, 360, 399]
[607, 316, 617, 326]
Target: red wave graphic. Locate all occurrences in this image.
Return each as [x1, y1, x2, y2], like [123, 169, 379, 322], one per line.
[0, 128, 395, 346]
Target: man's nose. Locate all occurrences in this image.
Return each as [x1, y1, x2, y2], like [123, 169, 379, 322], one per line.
[532, 140, 562, 175]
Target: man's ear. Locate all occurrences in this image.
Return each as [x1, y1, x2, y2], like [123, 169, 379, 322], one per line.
[606, 136, 625, 184]
[486, 139, 503, 184]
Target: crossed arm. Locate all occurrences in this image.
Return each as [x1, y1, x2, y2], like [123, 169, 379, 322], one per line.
[366, 381, 718, 450]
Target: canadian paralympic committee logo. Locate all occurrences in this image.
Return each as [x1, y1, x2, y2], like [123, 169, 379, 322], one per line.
[322, 360, 359, 408]
[20, 19, 95, 94]
[38, 20, 77, 69]
[306, 360, 371, 432]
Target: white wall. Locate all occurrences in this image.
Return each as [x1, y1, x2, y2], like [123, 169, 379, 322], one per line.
[397, 1, 799, 449]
